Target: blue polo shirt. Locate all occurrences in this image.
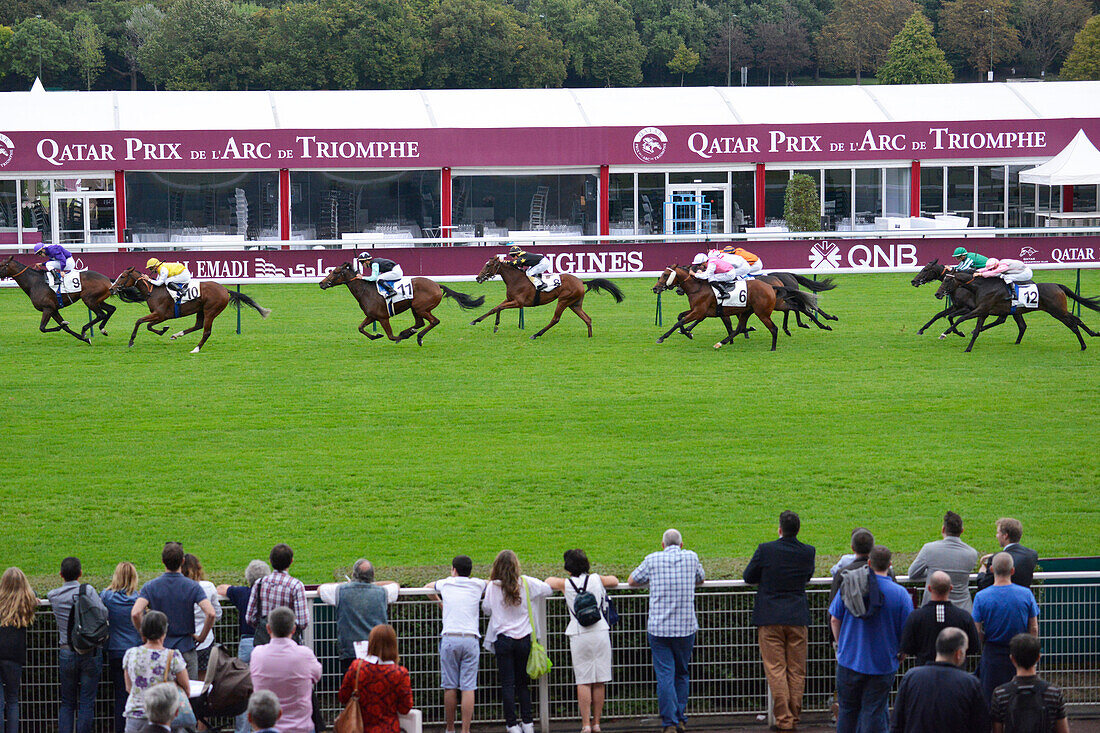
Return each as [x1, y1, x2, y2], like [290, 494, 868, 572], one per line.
[139, 571, 207, 651]
[829, 572, 912, 675]
[972, 584, 1039, 645]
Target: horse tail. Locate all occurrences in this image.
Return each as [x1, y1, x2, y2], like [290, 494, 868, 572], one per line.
[228, 290, 272, 318]
[791, 273, 837, 292]
[440, 285, 485, 310]
[781, 289, 819, 311]
[584, 278, 625, 303]
[1057, 284, 1100, 313]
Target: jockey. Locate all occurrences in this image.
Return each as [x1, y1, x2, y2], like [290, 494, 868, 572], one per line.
[977, 257, 1033, 299]
[34, 243, 75, 289]
[952, 246, 989, 273]
[356, 251, 402, 297]
[507, 244, 552, 291]
[693, 250, 743, 297]
[147, 258, 192, 300]
[725, 246, 764, 276]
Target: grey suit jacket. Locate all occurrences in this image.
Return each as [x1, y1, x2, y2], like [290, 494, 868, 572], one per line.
[907, 536, 979, 611]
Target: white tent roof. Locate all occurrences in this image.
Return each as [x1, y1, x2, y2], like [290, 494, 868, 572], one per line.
[1019, 129, 1100, 185]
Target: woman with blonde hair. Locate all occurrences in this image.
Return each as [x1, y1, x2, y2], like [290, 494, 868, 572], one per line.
[0, 567, 38, 733]
[102, 562, 143, 732]
[181, 553, 222, 681]
[482, 550, 552, 733]
[338, 624, 413, 733]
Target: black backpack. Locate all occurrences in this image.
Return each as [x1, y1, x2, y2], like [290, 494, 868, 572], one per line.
[568, 575, 603, 627]
[1003, 678, 1050, 733]
[67, 584, 110, 653]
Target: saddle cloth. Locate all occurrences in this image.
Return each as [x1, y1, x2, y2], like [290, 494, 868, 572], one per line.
[1012, 282, 1038, 309]
[712, 280, 748, 308]
[177, 281, 201, 303]
[51, 271, 83, 294]
[534, 273, 562, 290]
[377, 277, 415, 303]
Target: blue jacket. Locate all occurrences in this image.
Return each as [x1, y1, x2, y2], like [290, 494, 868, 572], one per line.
[100, 589, 143, 657]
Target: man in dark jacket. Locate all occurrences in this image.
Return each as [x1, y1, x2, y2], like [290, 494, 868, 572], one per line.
[743, 510, 816, 732]
[976, 518, 1039, 591]
[890, 627, 988, 733]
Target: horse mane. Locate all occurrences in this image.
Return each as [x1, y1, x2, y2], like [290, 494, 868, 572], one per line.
[115, 286, 149, 303]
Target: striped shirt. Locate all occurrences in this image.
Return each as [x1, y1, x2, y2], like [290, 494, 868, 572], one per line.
[630, 546, 705, 637]
[246, 570, 310, 631]
[990, 676, 1066, 731]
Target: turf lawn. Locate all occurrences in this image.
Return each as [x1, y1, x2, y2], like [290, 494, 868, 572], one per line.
[1, 269, 1097, 589]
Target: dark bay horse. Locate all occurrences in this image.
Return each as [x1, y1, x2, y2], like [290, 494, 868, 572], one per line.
[319, 262, 484, 345]
[0, 256, 116, 342]
[935, 271, 1100, 351]
[110, 267, 270, 353]
[909, 258, 1019, 339]
[471, 257, 624, 339]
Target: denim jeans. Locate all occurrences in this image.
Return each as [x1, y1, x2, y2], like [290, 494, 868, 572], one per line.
[494, 634, 533, 727]
[58, 648, 102, 733]
[648, 633, 694, 727]
[0, 659, 21, 733]
[835, 664, 894, 733]
[233, 636, 255, 733]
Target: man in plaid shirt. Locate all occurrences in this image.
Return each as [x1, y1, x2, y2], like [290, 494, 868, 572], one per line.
[629, 529, 706, 733]
[247, 543, 310, 637]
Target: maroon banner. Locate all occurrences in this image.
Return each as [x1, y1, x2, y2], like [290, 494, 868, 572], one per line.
[1, 118, 1098, 172]
[41, 237, 1100, 283]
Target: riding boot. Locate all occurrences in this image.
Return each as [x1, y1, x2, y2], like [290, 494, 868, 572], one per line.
[1005, 281, 1014, 300]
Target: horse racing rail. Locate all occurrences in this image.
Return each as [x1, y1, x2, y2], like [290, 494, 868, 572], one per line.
[18, 571, 1099, 731]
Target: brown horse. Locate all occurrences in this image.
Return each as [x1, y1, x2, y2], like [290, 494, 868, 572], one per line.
[319, 262, 484, 345]
[110, 267, 270, 353]
[935, 271, 1100, 351]
[652, 265, 790, 351]
[471, 257, 624, 339]
[0, 256, 116, 343]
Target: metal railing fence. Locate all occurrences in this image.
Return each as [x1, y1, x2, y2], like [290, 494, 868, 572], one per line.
[18, 572, 1100, 731]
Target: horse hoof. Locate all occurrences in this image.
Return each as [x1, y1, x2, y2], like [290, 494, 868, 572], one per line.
[684, 332, 693, 340]
[823, 325, 832, 331]
[529, 335, 538, 340]
[656, 338, 664, 344]
[713, 342, 723, 350]
[938, 334, 947, 340]
[417, 336, 424, 346]
[190, 346, 200, 354]
[916, 329, 926, 335]
[469, 320, 478, 326]
[100, 330, 108, 337]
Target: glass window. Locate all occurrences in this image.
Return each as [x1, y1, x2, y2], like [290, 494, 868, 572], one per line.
[1007, 165, 1030, 228]
[854, 168, 882, 226]
[1073, 184, 1098, 213]
[638, 173, 664, 235]
[452, 173, 597, 237]
[946, 166, 974, 224]
[1036, 185, 1061, 226]
[920, 166, 944, 217]
[764, 169, 790, 224]
[0, 180, 17, 242]
[731, 171, 754, 231]
[20, 179, 52, 245]
[291, 170, 440, 242]
[53, 177, 113, 192]
[126, 171, 279, 244]
[977, 165, 1005, 227]
[608, 173, 635, 234]
[884, 168, 910, 218]
[824, 169, 852, 231]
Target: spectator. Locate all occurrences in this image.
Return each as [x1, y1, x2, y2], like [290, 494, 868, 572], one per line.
[0, 567, 37, 733]
[829, 527, 869, 578]
[338, 624, 413, 733]
[628, 528, 705, 733]
[742, 510, 816, 733]
[217, 560, 271, 733]
[829, 545, 912, 733]
[828, 529, 894, 604]
[890, 627, 988, 733]
[247, 690, 282, 733]
[141, 683, 182, 733]
[482, 550, 552, 733]
[246, 544, 309, 642]
[426, 555, 486, 733]
[249, 607, 321, 733]
[973, 552, 1040, 704]
[991, 633, 1068, 733]
[318, 559, 400, 673]
[48, 556, 107, 733]
[977, 518, 1039, 591]
[131, 543, 217, 679]
[181, 553, 223, 681]
[908, 511, 980, 611]
[123, 610, 191, 732]
[102, 562, 143, 733]
[900, 570, 982, 666]
[546, 549, 620, 733]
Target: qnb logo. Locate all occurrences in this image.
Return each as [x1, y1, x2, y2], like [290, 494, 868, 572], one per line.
[0, 134, 14, 168]
[633, 127, 668, 163]
[809, 241, 842, 269]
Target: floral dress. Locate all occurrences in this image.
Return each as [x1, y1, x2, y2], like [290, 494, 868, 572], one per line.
[122, 645, 186, 720]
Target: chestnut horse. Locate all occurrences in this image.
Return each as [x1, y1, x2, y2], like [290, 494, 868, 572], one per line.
[110, 267, 270, 353]
[0, 256, 116, 343]
[319, 262, 484, 345]
[471, 257, 624, 339]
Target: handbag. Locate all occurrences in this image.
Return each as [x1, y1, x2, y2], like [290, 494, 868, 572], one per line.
[522, 578, 552, 680]
[333, 662, 364, 733]
[251, 577, 271, 646]
[163, 649, 197, 730]
[602, 595, 620, 626]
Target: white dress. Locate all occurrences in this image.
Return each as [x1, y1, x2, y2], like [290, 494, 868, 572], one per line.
[561, 573, 612, 685]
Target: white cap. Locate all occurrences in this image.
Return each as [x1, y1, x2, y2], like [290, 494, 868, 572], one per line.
[692, 253, 708, 265]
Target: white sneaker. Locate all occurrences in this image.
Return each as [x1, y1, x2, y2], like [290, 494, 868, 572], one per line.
[522, 724, 535, 733]
[506, 726, 522, 733]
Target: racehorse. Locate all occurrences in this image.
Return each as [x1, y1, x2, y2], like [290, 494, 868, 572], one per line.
[909, 258, 1018, 339]
[652, 265, 793, 351]
[110, 267, 270, 353]
[935, 271, 1100, 351]
[0, 256, 116, 343]
[681, 271, 836, 337]
[319, 262, 484, 345]
[471, 257, 624, 339]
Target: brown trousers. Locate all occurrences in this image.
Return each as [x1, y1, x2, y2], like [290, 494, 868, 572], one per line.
[758, 624, 808, 731]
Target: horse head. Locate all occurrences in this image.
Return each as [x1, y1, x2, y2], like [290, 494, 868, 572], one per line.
[652, 265, 687, 294]
[476, 256, 504, 283]
[109, 267, 140, 294]
[0, 255, 15, 278]
[911, 258, 941, 287]
[935, 272, 964, 300]
[319, 262, 356, 290]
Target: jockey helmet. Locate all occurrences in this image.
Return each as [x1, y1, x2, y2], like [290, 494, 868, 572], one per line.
[508, 245, 523, 256]
[357, 251, 373, 262]
[692, 253, 708, 265]
[722, 245, 736, 254]
[985, 258, 999, 268]
[952, 247, 967, 258]
[33, 242, 46, 254]
[146, 258, 161, 269]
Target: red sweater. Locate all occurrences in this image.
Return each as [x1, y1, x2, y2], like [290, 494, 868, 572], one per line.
[338, 659, 413, 733]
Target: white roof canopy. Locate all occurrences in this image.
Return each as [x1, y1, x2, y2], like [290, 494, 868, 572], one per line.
[1019, 129, 1100, 185]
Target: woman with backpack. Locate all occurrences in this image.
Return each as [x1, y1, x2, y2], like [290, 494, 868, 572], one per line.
[546, 550, 619, 733]
[0, 567, 38, 733]
[101, 562, 143, 733]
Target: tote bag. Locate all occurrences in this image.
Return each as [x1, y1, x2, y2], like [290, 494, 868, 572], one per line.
[523, 578, 552, 680]
[333, 663, 364, 733]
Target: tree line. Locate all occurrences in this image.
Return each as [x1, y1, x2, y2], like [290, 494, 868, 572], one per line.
[0, 0, 1097, 93]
